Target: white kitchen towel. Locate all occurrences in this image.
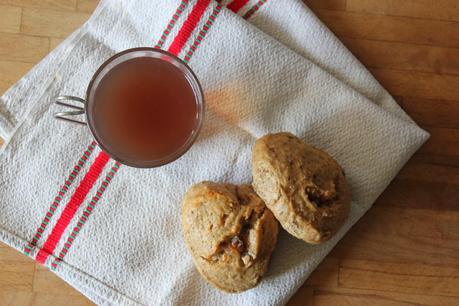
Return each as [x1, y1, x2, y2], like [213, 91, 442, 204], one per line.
[0, 0, 428, 305]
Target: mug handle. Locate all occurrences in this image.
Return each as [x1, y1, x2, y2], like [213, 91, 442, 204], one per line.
[54, 96, 87, 126]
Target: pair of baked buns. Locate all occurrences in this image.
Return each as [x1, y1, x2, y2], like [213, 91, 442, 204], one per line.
[182, 132, 351, 293]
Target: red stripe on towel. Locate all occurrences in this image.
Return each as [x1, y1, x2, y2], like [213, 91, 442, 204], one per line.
[24, 141, 97, 256]
[243, 0, 268, 19]
[183, 4, 222, 63]
[155, 0, 190, 49]
[35, 151, 111, 264]
[168, 0, 213, 56]
[51, 162, 121, 270]
[227, 0, 249, 13]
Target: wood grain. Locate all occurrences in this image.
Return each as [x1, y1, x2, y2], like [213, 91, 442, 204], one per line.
[302, 0, 346, 11]
[21, 8, 90, 38]
[346, 0, 459, 22]
[76, 0, 98, 13]
[0, 262, 35, 291]
[0, 61, 35, 94]
[0, 1, 458, 305]
[304, 258, 339, 288]
[314, 9, 459, 48]
[313, 287, 459, 306]
[371, 68, 459, 102]
[33, 269, 81, 296]
[340, 259, 459, 296]
[0, 33, 50, 63]
[340, 38, 459, 75]
[0, 0, 77, 11]
[0, 5, 22, 34]
[401, 97, 459, 129]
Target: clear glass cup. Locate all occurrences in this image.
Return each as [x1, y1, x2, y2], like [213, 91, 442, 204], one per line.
[54, 47, 205, 168]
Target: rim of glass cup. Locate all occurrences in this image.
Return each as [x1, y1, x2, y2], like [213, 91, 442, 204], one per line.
[85, 47, 205, 168]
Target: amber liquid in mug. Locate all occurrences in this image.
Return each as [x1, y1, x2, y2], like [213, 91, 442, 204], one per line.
[92, 57, 198, 163]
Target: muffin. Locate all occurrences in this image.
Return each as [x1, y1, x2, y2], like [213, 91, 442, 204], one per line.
[182, 182, 278, 292]
[252, 132, 350, 244]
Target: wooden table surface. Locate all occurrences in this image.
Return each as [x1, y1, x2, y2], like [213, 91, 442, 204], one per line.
[0, 0, 458, 305]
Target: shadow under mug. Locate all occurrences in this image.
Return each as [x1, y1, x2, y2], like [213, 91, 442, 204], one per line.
[55, 47, 205, 168]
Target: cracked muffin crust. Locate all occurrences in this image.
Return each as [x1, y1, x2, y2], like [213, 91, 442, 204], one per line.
[252, 132, 350, 244]
[182, 182, 278, 293]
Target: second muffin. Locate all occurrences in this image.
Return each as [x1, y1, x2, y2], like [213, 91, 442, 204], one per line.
[182, 182, 278, 293]
[252, 132, 350, 244]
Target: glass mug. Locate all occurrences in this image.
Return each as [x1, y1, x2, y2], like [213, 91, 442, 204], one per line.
[55, 48, 205, 168]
